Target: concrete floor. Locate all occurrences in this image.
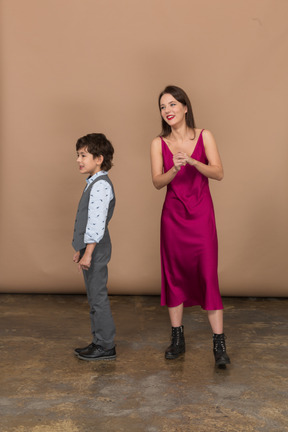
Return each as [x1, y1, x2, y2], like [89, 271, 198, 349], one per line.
[0, 295, 287, 432]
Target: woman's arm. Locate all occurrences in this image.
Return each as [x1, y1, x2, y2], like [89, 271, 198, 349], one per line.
[184, 130, 224, 181]
[150, 137, 185, 190]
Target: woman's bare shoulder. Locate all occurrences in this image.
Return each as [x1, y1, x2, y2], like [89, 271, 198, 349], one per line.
[202, 129, 214, 139]
[202, 129, 219, 150]
[151, 136, 162, 148]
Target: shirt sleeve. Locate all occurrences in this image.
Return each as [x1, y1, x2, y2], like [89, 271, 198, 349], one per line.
[84, 180, 113, 244]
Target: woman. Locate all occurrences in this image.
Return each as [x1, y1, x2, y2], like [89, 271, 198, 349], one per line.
[150, 85, 230, 367]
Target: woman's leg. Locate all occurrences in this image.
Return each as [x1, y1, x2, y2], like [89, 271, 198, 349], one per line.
[207, 309, 230, 366]
[207, 309, 223, 334]
[168, 303, 184, 327]
[165, 304, 185, 359]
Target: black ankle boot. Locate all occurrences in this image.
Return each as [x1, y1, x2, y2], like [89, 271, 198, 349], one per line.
[165, 326, 185, 359]
[213, 333, 231, 367]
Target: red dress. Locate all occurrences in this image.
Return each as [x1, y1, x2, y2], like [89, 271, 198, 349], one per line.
[160, 130, 223, 310]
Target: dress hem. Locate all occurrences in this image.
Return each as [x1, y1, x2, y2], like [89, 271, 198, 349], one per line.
[161, 300, 223, 311]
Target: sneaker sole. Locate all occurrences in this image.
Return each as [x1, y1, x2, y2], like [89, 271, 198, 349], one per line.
[77, 354, 116, 361]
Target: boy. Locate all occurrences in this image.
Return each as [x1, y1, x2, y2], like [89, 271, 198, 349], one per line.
[72, 133, 116, 361]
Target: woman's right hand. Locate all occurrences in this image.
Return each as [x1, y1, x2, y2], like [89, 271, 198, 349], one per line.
[173, 152, 187, 171]
[151, 137, 181, 189]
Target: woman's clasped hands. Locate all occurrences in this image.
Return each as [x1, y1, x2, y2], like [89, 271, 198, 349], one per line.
[173, 152, 197, 172]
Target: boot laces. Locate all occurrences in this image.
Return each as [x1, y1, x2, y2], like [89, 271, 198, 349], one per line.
[171, 327, 183, 345]
[214, 335, 226, 352]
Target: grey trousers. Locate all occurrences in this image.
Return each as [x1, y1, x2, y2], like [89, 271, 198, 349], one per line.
[81, 241, 115, 349]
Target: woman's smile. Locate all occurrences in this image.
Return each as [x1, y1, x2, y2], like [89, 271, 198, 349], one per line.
[160, 93, 187, 126]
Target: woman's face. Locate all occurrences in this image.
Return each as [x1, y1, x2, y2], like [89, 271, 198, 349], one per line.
[160, 93, 187, 127]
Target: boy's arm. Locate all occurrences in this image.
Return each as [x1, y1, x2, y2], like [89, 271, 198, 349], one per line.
[84, 179, 113, 244]
[78, 179, 113, 272]
[78, 243, 96, 271]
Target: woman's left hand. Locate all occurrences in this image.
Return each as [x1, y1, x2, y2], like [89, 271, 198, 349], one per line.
[181, 130, 224, 181]
[182, 153, 197, 167]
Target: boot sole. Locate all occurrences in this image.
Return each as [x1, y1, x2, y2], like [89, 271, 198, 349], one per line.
[165, 350, 185, 360]
[215, 359, 231, 367]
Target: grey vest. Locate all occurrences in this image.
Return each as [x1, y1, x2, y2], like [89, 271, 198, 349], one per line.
[72, 175, 115, 251]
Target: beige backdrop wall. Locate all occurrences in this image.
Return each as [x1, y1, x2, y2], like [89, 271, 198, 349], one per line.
[1, 0, 287, 296]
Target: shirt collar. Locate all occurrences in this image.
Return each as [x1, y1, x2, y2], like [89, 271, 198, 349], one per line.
[86, 170, 107, 186]
[86, 171, 108, 185]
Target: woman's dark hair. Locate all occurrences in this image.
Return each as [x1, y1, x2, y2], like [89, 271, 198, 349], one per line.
[158, 85, 196, 137]
[76, 133, 114, 171]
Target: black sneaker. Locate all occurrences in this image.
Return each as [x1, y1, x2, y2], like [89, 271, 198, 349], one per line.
[77, 345, 116, 361]
[74, 342, 95, 356]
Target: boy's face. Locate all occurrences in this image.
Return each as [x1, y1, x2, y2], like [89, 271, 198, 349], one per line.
[76, 147, 103, 176]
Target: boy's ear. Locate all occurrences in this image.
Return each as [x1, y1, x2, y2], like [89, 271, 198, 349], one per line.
[95, 155, 104, 166]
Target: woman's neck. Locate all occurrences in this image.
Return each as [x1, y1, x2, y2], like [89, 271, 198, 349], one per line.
[170, 124, 193, 143]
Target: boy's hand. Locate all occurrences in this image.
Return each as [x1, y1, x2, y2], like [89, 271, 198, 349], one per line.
[73, 251, 80, 263]
[78, 253, 92, 271]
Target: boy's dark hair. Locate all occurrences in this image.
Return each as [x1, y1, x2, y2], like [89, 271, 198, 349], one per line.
[158, 85, 196, 137]
[76, 133, 114, 171]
